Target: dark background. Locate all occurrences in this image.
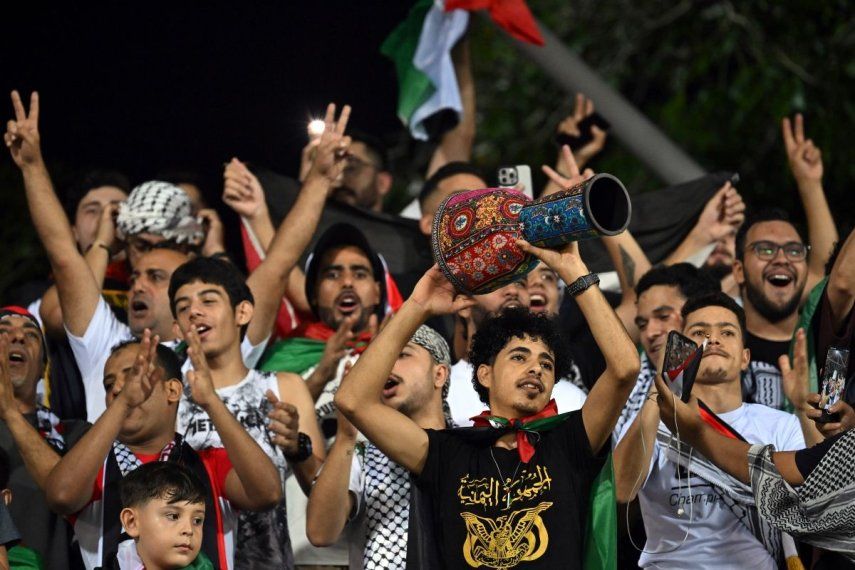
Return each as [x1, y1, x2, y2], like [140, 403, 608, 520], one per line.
[2, 1, 852, 298]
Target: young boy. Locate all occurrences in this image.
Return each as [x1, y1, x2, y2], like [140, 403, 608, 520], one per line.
[104, 462, 212, 570]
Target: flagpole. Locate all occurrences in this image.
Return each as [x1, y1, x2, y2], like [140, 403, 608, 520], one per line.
[489, 15, 707, 185]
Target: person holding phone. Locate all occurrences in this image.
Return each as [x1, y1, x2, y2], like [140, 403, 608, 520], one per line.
[614, 292, 805, 569]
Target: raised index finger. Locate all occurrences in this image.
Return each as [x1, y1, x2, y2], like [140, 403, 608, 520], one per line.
[334, 104, 351, 136]
[29, 92, 39, 124]
[794, 113, 805, 144]
[781, 117, 795, 151]
[10, 91, 25, 122]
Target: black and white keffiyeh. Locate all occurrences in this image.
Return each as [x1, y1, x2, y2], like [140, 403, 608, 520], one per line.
[112, 437, 177, 476]
[659, 429, 784, 565]
[116, 181, 203, 244]
[748, 432, 855, 561]
[613, 351, 656, 438]
[35, 404, 66, 452]
[362, 442, 411, 570]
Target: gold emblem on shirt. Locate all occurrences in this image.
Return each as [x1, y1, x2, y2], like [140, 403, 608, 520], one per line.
[460, 501, 552, 568]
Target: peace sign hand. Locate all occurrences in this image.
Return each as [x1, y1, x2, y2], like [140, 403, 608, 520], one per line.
[305, 103, 352, 187]
[541, 145, 594, 198]
[556, 94, 607, 167]
[782, 114, 823, 185]
[4, 91, 42, 168]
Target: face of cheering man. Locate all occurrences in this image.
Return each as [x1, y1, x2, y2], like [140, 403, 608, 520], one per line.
[172, 281, 253, 361]
[635, 285, 687, 372]
[733, 221, 808, 323]
[0, 314, 44, 399]
[329, 141, 391, 212]
[682, 305, 750, 386]
[526, 264, 562, 316]
[477, 335, 556, 418]
[129, 249, 191, 339]
[314, 245, 381, 333]
[468, 281, 530, 328]
[382, 342, 447, 422]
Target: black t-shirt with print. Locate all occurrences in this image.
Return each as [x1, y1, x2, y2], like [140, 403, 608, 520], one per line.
[415, 410, 607, 569]
[742, 332, 789, 410]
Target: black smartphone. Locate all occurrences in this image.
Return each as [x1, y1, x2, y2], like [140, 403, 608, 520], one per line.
[554, 112, 611, 151]
[661, 330, 703, 403]
[816, 347, 849, 424]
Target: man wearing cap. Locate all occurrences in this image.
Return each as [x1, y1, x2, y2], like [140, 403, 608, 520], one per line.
[0, 307, 89, 568]
[307, 324, 451, 569]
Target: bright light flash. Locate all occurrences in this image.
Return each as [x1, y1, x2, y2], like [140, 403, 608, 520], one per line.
[307, 119, 325, 138]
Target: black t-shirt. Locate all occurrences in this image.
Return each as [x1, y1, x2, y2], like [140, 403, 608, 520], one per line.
[742, 332, 789, 410]
[415, 411, 607, 569]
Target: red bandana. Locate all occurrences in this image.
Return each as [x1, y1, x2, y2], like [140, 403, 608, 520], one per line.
[470, 399, 560, 463]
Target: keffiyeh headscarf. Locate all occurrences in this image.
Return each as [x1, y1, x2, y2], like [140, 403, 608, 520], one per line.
[116, 181, 204, 244]
[410, 325, 450, 366]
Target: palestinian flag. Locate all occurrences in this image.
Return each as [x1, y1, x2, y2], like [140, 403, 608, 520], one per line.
[663, 341, 704, 403]
[382, 0, 543, 141]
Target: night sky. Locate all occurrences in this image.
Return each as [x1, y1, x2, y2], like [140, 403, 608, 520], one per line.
[2, 3, 414, 187]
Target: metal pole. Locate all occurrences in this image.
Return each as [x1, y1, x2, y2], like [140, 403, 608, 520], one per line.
[497, 16, 707, 184]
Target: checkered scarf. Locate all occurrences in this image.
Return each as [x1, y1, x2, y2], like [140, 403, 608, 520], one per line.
[112, 436, 178, 476]
[613, 351, 655, 439]
[659, 428, 783, 565]
[116, 181, 203, 244]
[749, 432, 855, 561]
[35, 404, 65, 452]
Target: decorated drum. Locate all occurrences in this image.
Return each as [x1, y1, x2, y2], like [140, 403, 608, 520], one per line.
[431, 174, 631, 295]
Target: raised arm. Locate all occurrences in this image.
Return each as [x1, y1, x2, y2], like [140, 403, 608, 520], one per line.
[613, 390, 660, 503]
[243, 103, 351, 345]
[184, 327, 281, 511]
[782, 113, 837, 297]
[4, 91, 102, 337]
[426, 37, 476, 177]
[306, 412, 358, 547]
[0, 336, 60, 488]
[335, 267, 474, 475]
[542, 94, 606, 196]
[46, 332, 160, 515]
[825, 227, 855, 332]
[780, 329, 824, 446]
[663, 181, 745, 266]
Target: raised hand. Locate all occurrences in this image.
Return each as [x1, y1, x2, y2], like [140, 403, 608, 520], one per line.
[782, 114, 823, 185]
[116, 329, 161, 409]
[265, 389, 301, 455]
[693, 181, 746, 243]
[516, 238, 589, 286]
[4, 91, 42, 168]
[780, 329, 809, 410]
[542, 144, 594, 198]
[304, 103, 352, 185]
[92, 202, 120, 253]
[299, 138, 322, 183]
[308, 315, 356, 394]
[198, 208, 226, 257]
[652, 360, 705, 441]
[185, 325, 218, 409]
[409, 265, 476, 317]
[222, 158, 268, 220]
[0, 334, 19, 421]
[556, 93, 607, 168]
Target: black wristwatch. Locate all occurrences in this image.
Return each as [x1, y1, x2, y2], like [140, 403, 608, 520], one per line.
[566, 273, 600, 297]
[285, 432, 313, 463]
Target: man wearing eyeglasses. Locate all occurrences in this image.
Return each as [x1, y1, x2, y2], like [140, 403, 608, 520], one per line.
[732, 209, 831, 410]
[328, 131, 393, 212]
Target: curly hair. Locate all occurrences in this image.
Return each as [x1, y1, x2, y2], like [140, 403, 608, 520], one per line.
[468, 307, 570, 405]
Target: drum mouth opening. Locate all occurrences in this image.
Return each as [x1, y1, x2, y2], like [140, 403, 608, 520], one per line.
[586, 174, 631, 236]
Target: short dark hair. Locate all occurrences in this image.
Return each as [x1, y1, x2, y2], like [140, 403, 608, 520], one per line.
[0, 448, 10, 489]
[168, 257, 253, 338]
[735, 208, 805, 261]
[348, 129, 389, 171]
[681, 292, 747, 341]
[110, 339, 183, 382]
[63, 169, 130, 220]
[419, 162, 486, 208]
[635, 263, 720, 300]
[120, 462, 206, 509]
[468, 308, 570, 404]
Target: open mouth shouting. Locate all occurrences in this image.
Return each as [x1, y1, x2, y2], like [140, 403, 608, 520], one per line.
[517, 377, 544, 397]
[529, 293, 547, 313]
[7, 348, 27, 367]
[336, 291, 362, 317]
[193, 323, 212, 340]
[763, 268, 795, 290]
[382, 376, 401, 398]
[129, 296, 150, 320]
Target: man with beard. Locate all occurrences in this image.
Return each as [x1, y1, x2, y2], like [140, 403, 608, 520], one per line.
[327, 132, 394, 212]
[734, 208, 827, 410]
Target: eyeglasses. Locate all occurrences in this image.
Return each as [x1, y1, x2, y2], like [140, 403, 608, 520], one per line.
[342, 155, 380, 176]
[747, 240, 809, 261]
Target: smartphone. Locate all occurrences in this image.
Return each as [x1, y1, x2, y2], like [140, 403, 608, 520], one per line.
[554, 112, 611, 151]
[816, 347, 850, 424]
[497, 165, 533, 199]
[661, 331, 703, 402]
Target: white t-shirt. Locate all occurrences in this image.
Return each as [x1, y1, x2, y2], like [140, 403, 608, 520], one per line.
[66, 297, 268, 421]
[447, 359, 587, 427]
[619, 403, 805, 569]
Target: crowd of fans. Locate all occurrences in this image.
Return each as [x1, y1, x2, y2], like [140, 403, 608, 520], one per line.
[0, 43, 851, 570]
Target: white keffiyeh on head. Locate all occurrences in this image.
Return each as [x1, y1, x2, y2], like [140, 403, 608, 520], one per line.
[117, 181, 204, 244]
